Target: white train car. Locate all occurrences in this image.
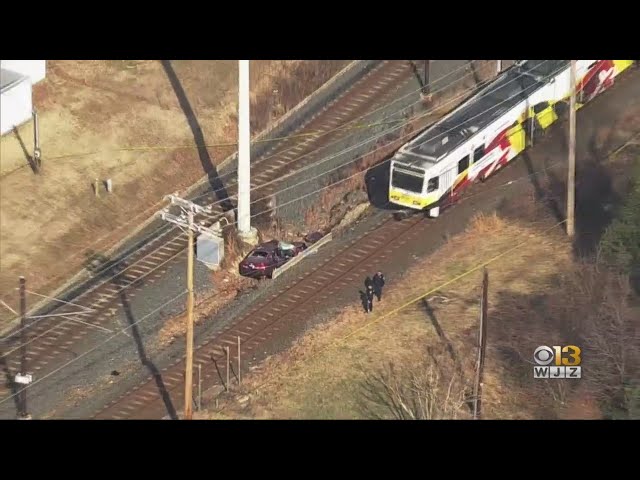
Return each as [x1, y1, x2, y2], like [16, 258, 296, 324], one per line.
[388, 60, 635, 217]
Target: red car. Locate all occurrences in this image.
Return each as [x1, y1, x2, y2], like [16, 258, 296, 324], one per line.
[238, 240, 307, 279]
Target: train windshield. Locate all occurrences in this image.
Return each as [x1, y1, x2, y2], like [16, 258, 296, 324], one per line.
[391, 168, 424, 193]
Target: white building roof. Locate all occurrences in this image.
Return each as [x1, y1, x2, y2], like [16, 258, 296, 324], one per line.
[0, 68, 28, 93]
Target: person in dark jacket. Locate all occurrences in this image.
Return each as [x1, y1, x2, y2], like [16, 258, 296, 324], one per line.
[372, 271, 385, 301]
[365, 283, 375, 313]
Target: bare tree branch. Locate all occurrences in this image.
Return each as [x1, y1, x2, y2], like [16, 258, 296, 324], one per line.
[356, 343, 470, 420]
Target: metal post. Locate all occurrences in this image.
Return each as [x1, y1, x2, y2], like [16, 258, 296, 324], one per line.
[473, 268, 489, 419]
[237, 60, 255, 241]
[197, 363, 202, 411]
[225, 346, 230, 391]
[32, 110, 41, 172]
[184, 211, 195, 420]
[567, 60, 577, 238]
[237, 336, 241, 385]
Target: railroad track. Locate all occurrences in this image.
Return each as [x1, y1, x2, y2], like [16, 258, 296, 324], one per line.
[90, 64, 640, 419]
[0, 60, 418, 404]
[93, 211, 430, 419]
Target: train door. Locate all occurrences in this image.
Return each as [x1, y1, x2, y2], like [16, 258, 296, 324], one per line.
[428, 164, 457, 218]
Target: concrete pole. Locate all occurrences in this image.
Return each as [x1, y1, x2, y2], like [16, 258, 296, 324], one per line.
[497, 60, 502, 74]
[237, 60, 257, 244]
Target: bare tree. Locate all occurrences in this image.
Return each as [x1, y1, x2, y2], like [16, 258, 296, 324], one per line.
[357, 345, 471, 420]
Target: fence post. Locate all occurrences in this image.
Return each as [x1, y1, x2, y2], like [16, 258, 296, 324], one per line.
[225, 346, 230, 391]
[237, 336, 241, 385]
[197, 363, 202, 411]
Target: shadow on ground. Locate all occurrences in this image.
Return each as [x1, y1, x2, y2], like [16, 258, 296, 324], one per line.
[161, 60, 235, 214]
[117, 277, 178, 419]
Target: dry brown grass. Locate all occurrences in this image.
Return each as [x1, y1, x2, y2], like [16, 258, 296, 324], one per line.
[0, 60, 349, 321]
[203, 211, 578, 420]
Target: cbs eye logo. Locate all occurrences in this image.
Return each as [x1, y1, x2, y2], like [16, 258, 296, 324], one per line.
[534, 345, 581, 366]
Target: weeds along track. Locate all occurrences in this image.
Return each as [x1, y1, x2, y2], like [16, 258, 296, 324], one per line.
[0, 61, 417, 403]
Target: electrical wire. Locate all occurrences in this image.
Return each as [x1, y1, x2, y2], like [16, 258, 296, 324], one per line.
[6, 67, 637, 414]
[0, 125, 599, 388]
[0, 240, 187, 353]
[1, 60, 562, 354]
[187, 60, 491, 201]
[9, 61, 482, 287]
[42, 61, 476, 164]
[237, 217, 570, 401]
[4, 122, 634, 410]
[1, 63, 552, 350]
[210, 62, 563, 232]
[15, 61, 500, 295]
[0, 291, 188, 409]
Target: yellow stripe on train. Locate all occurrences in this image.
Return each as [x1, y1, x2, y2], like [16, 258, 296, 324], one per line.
[389, 188, 438, 209]
[613, 60, 634, 74]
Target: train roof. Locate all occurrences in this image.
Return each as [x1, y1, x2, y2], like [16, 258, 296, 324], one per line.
[397, 60, 569, 167]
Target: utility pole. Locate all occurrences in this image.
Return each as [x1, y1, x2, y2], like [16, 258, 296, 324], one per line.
[473, 268, 489, 420]
[237, 60, 258, 245]
[567, 60, 577, 238]
[157, 195, 220, 419]
[16, 276, 33, 419]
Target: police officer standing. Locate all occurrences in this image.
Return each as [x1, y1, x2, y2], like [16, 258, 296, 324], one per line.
[365, 283, 375, 313]
[372, 271, 385, 302]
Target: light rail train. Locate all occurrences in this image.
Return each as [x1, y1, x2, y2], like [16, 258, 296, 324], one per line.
[388, 60, 636, 217]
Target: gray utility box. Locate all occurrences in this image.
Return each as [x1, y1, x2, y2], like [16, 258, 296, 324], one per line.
[196, 222, 225, 270]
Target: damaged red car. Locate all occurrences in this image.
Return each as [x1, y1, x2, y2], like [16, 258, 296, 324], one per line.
[238, 240, 307, 279]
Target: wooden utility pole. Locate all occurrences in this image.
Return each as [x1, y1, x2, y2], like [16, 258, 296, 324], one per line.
[567, 60, 577, 238]
[157, 195, 220, 420]
[184, 211, 195, 420]
[473, 268, 489, 419]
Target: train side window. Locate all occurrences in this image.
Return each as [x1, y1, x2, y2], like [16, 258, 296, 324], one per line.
[458, 155, 469, 174]
[473, 145, 484, 163]
[427, 176, 439, 192]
